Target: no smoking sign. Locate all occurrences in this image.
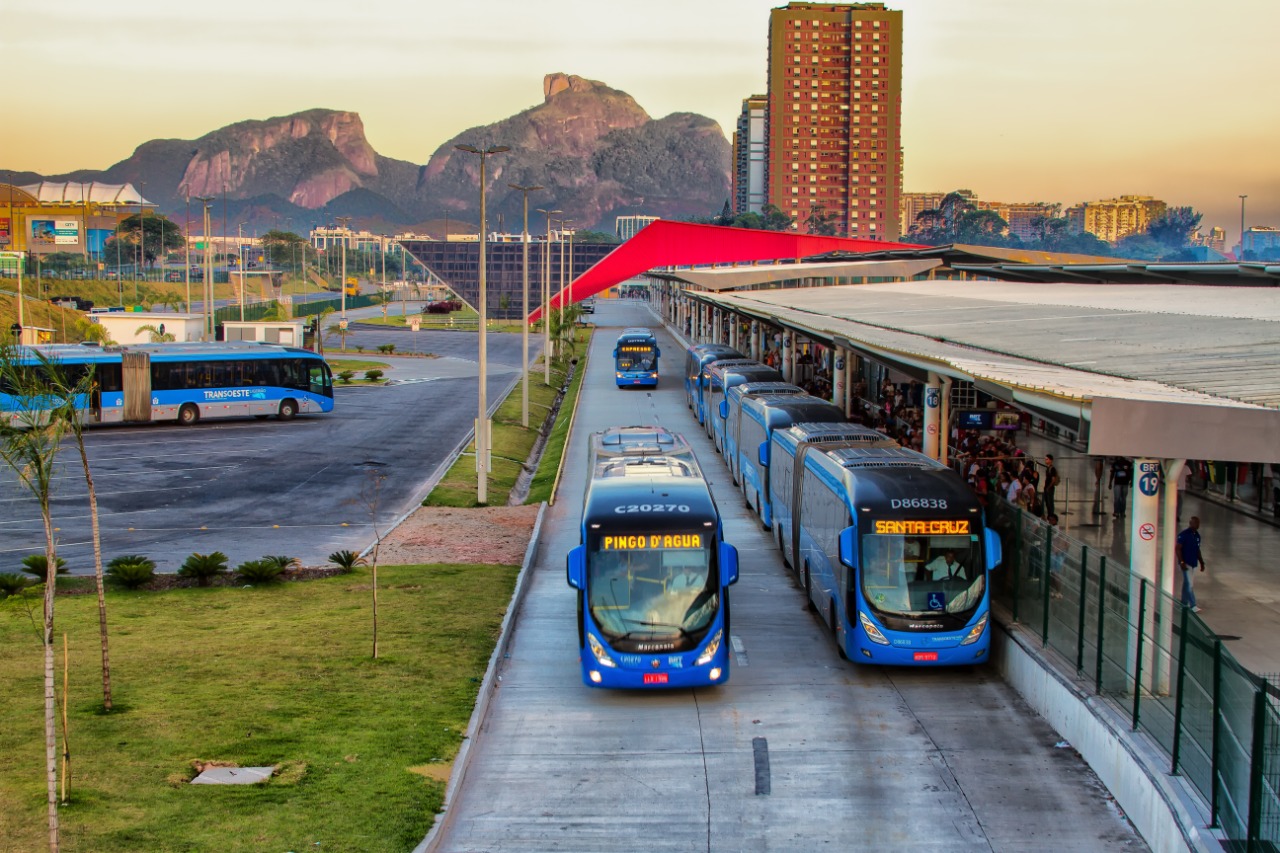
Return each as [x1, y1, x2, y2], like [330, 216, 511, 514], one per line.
[1139, 523, 1156, 541]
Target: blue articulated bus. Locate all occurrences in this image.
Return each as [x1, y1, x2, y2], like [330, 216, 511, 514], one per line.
[739, 399, 847, 527]
[704, 361, 783, 449]
[613, 328, 660, 388]
[772, 426, 1002, 666]
[1, 342, 334, 427]
[567, 426, 740, 688]
[683, 344, 743, 423]
[720, 381, 804, 484]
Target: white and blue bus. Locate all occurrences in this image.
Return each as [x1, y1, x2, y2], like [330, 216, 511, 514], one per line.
[738, 399, 847, 528]
[683, 344, 742, 423]
[567, 426, 740, 688]
[1, 342, 334, 427]
[703, 360, 782, 449]
[720, 381, 804, 484]
[612, 328, 660, 388]
[770, 424, 1002, 665]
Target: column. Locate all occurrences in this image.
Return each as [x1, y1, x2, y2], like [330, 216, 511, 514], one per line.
[751, 321, 761, 362]
[781, 331, 792, 382]
[1155, 459, 1185, 694]
[832, 348, 845, 409]
[1127, 458, 1162, 687]
[922, 371, 943, 460]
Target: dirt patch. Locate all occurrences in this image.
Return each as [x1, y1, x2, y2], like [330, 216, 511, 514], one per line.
[376, 505, 539, 566]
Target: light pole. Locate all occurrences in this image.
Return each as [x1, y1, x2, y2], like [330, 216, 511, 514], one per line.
[455, 142, 509, 505]
[536, 208, 561, 381]
[509, 183, 542, 428]
[195, 197, 214, 340]
[557, 218, 572, 354]
[185, 195, 192, 312]
[335, 215, 351, 319]
[135, 181, 144, 298]
[1239, 194, 1248, 260]
[236, 223, 246, 321]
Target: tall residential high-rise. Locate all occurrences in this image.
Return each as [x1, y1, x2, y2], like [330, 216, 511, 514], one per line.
[733, 95, 769, 216]
[766, 2, 903, 240]
[1064, 195, 1167, 244]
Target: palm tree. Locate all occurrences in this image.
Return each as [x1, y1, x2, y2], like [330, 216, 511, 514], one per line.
[135, 324, 175, 343]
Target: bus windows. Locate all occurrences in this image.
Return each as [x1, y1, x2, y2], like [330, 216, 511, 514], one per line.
[861, 530, 983, 618]
[309, 363, 334, 397]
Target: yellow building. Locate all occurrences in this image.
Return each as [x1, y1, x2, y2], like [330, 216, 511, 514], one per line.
[1065, 195, 1166, 244]
[1, 181, 151, 258]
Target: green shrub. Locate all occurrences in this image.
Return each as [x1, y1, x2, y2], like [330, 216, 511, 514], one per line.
[338, 370, 355, 384]
[178, 551, 229, 587]
[377, 343, 396, 355]
[262, 555, 301, 573]
[20, 554, 68, 577]
[236, 559, 284, 585]
[328, 550, 367, 573]
[106, 555, 157, 589]
[0, 573, 32, 598]
[364, 369, 384, 382]
[354, 345, 365, 354]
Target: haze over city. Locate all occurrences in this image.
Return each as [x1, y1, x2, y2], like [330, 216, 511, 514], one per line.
[10, 0, 1278, 240]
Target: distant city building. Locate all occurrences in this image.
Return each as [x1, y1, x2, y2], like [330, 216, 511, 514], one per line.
[899, 192, 947, 236]
[767, 2, 904, 240]
[975, 201, 1061, 242]
[1191, 226, 1227, 253]
[309, 226, 400, 252]
[1242, 226, 1280, 258]
[616, 215, 659, 241]
[733, 95, 769, 215]
[1064, 195, 1166, 244]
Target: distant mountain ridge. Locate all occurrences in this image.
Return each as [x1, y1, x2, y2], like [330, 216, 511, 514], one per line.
[18, 74, 731, 233]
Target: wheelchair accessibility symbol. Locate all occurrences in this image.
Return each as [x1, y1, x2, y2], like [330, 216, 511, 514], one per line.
[927, 591, 946, 611]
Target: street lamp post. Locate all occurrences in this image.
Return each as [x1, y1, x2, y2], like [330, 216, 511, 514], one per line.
[1239, 194, 1248, 260]
[509, 183, 542, 428]
[536, 208, 561, 381]
[185, 195, 192, 312]
[194, 197, 214, 340]
[335, 216, 351, 321]
[455, 143, 509, 505]
[557, 219, 572, 354]
[237, 223, 246, 321]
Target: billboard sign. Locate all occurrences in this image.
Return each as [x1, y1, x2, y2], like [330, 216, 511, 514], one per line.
[0, 217, 9, 246]
[30, 219, 80, 247]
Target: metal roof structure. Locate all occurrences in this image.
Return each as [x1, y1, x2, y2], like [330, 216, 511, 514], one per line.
[692, 280, 1280, 461]
[16, 181, 151, 206]
[651, 258, 943, 292]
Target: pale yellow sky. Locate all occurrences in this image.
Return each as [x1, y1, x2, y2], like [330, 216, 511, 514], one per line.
[8, 0, 1277, 239]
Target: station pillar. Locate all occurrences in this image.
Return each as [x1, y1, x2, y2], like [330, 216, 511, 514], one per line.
[833, 349, 845, 410]
[781, 331, 792, 382]
[922, 372, 943, 460]
[751, 321, 761, 362]
[1127, 458, 1162, 688]
[728, 312, 737, 351]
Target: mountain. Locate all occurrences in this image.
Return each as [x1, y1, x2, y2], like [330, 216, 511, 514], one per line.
[24, 74, 731, 233]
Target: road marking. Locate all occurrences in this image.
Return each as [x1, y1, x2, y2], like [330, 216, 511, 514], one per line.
[731, 634, 748, 667]
[752, 737, 771, 796]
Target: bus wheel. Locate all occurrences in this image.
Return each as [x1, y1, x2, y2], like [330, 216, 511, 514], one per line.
[178, 404, 200, 426]
[277, 399, 298, 420]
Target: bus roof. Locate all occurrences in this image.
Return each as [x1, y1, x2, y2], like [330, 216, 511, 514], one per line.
[14, 342, 320, 363]
[745, 396, 846, 426]
[778, 422, 895, 447]
[590, 426, 702, 478]
[583, 475, 718, 527]
[812, 451, 977, 517]
[728, 381, 805, 399]
[709, 363, 783, 385]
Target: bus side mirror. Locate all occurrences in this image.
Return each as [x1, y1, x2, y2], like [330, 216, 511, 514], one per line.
[839, 527, 857, 568]
[719, 400, 728, 420]
[654, 347, 661, 358]
[984, 529, 1003, 571]
[719, 542, 739, 586]
[567, 545, 585, 589]
[758, 441, 769, 467]
[612, 348, 618, 358]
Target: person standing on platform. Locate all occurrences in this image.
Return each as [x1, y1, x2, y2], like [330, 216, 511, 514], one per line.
[1176, 516, 1206, 612]
[1043, 454, 1060, 518]
[1109, 457, 1133, 519]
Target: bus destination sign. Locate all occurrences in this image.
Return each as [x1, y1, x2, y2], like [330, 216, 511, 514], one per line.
[873, 520, 971, 536]
[602, 534, 704, 550]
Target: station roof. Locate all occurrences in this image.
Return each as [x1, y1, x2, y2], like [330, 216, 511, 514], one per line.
[693, 280, 1280, 461]
[15, 181, 151, 206]
[651, 258, 943, 291]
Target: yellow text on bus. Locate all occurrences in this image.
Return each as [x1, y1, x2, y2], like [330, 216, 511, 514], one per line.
[602, 534, 704, 550]
[873, 519, 971, 536]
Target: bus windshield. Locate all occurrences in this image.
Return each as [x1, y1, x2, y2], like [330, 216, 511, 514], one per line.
[587, 534, 717, 648]
[616, 347, 656, 372]
[860, 527, 984, 618]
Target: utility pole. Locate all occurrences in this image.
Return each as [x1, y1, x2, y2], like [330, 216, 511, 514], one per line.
[510, 184, 543, 428]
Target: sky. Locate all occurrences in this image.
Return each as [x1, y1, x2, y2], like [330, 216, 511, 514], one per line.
[9, 0, 1278, 242]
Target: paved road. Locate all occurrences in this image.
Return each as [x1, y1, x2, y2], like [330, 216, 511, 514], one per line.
[0, 329, 538, 573]
[433, 298, 1146, 852]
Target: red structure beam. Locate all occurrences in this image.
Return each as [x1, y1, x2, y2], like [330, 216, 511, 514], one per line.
[530, 219, 922, 321]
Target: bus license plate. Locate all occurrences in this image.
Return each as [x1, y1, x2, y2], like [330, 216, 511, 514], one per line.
[643, 673, 669, 685]
[913, 652, 939, 662]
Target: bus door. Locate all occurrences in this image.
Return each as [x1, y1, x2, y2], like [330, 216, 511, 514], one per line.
[121, 352, 152, 422]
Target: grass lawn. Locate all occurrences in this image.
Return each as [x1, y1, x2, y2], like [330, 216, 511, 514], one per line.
[326, 359, 391, 373]
[425, 328, 591, 508]
[0, 563, 517, 853]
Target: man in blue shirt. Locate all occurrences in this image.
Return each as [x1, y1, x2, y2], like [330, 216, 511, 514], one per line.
[1176, 516, 1206, 612]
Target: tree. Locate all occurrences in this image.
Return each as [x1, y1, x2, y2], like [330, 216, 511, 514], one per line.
[953, 210, 1010, 245]
[0, 346, 75, 851]
[111, 213, 185, 267]
[804, 203, 841, 236]
[1146, 206, 1202, 251]
[572, 230, 620, 244]
[260, 229, 307, 269]
[134, 324, 175, 343]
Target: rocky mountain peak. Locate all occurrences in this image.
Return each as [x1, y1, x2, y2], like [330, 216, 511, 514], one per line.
[543, 72, 606, 101]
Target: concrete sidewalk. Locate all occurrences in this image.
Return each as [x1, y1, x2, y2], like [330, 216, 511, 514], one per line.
[1017, 432, 1280, 677]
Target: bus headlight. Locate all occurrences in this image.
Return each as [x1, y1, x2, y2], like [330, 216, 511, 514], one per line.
[858, 611, 890, 645]
[588, 633, 617, 667]
[695, 629, 724, 666]
[960, 613, 988, 645]
[615, 372, 623, 378]
[649, 373, 658, 379]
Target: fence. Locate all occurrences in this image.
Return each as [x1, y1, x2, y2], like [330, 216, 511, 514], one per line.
[212, 302, 276, 326]
[986, 497, 1280, 851]
[290, 294, 384, 317]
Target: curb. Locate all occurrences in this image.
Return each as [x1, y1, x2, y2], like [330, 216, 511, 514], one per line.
[413, 500, 548, 853]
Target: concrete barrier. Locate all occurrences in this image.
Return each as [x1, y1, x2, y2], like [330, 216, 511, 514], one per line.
[992, 614, 1221, 853]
